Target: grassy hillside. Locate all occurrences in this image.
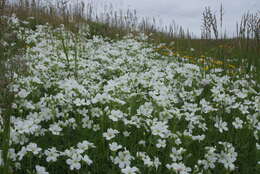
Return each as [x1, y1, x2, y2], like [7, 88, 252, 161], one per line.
[0, 1, 260, 174]
[1, 0, 259, 79]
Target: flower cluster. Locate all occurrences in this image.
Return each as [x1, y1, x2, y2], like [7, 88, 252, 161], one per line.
[0, 15, 259, 174]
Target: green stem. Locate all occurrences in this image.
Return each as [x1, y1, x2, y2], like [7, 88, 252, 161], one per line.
[2, 103, 12, 174]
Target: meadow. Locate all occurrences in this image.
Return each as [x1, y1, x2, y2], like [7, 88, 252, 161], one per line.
[0, 0, 260, 174]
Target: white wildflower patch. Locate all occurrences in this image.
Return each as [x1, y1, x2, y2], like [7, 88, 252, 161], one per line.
[1, 16, 260, 173]
[198, 147, 218, 170]
[218, 142, 237, 171]
[137, 102, 153, 117]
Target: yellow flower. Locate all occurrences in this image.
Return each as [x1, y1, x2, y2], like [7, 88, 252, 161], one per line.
[212, 60, 223, 65]
[204, 66, 209, 71]
[228, 64, 236, 69]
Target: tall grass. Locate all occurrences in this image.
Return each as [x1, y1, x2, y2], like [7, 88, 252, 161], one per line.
[0, 13, 26, 174]
[2, 1, 258, 68]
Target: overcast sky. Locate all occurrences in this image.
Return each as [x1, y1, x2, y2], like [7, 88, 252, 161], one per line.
[82, 0, 259, 37]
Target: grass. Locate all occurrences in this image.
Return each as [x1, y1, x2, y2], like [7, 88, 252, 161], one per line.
[0, 0, 260, 174]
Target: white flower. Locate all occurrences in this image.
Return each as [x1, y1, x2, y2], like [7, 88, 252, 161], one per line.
[82, 117, 93, 129]
[9, 142, 20, 159]
[175, 138, 182, 145]
[91, 107, 102, 118]
[138, 140, 146, 146]
[15, 119, 38, 134]
[0, 40, 8, 47]
[63, 148, 83, 157]
[166, 162, 191, 174]
[17, 147, 27, 161]
[257, 143, 260, 150]
[74, 98, 88, 106]
[35, 165, 49, 174]
[15, 162, 21, 169]
[137, 102, 153, 117]
[170, 147, 185, 162]
[218, 142, 237, 171]
[12, 103, 17, 109]
[201, 79, 211, 86]
[192, 135, 205, 141]
[66, 154, 82, 170]
[109, 142, 122, 151]
[103, 128, 119, 140]
[156, 139, 166, 148]
[123, 131, 130, 137]
[112, 150, 134, 169]
[198, 147, 218, 170]
[18, 89, 30, 98]
[236, 91, 247, 99]
[153, 157, 161, 170]
[49, 124, 62, 135]
[82, 155, 93, 165]
[77, 140, 95, 151]
[121, 166, 139, 174]
[93, 124, 100, 131]
[137, 152, 153, 167]
[232, 118, 243, 129]
[255, 122, 260, 131]
[109, 110, 124, 122]
[27, 143, 41, 155]
[44, 147, 59, 162]
[214, 117, 228, 133]
[151, 120, 169, 138]
[239, 105, 249, 114]
[200, 99, 215, 113]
